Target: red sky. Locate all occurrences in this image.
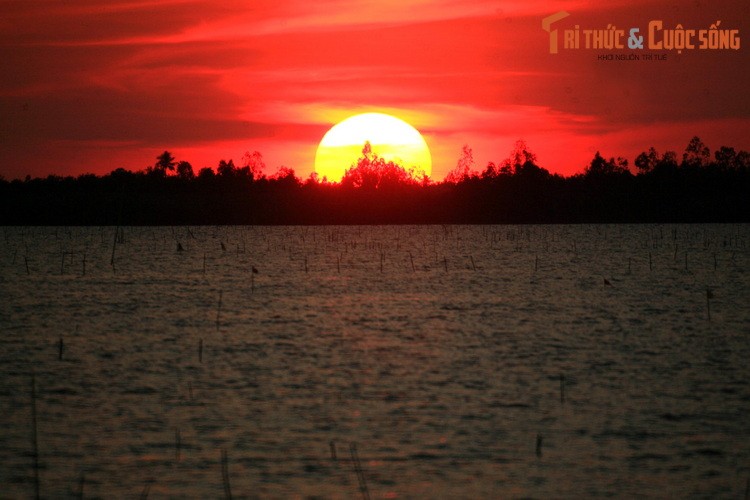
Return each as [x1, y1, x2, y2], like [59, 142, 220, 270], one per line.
[1, 0, 748, 180]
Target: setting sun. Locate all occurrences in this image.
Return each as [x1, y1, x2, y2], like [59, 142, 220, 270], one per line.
[314, 113, 432, 182]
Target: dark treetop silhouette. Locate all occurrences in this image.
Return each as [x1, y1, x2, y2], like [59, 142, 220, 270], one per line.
[1, 137, 749, 225]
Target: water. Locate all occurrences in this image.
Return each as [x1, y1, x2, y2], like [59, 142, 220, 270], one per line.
[1, 224, 749, 498]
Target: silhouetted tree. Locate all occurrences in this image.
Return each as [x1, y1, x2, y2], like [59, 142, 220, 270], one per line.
[154, 151, 177, 175]
[242, 151, 266, 180]
[270, 166, 298, 182]
[738, 151, 750, 172]
[585, 152, 630, 177]
[682, 136, 710, 168]
[507, 140, 538, 176]
[656, 151, 679, 172]
[341, 142, 420, 189]
[445, 144, 477, 183]
[176, 161, 194, 180]
[713, 146, 750, 172]
[217, 159, 237, 177]
[197, 167, 215, 180]
[635, 147, 659, 174]
[482, 162, 497, 179]
[3, 136, 749, 225]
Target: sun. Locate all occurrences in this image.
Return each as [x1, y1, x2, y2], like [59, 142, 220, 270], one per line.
[314, 113, 432, 182]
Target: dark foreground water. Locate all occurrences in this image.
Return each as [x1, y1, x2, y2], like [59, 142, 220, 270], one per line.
[1, 225, 749, 498]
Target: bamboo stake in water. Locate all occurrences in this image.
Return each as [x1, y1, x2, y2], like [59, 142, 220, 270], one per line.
[199, 338, 203, 363]
[560, 374, 565, 403]
[329, 440, 337, 461]
[31, 372, 40, 500]
[470, 255, 476, 271]
[25, 256, 30, 275]
[58, 336, 64, 361]
[175, 429, 181, 462]
[110, 226, 119, 269]
[221, 449, 232, 500]
[78, 472, 85, 500]
[536, 434, 543, 458]
[350, 443, 370, 500]
[706, 287, 713, 321]
[216, 291, 222, 331]
[409, 252, 415, 272]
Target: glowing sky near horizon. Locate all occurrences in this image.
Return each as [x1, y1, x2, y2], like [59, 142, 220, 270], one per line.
[0, 0, 748, 180]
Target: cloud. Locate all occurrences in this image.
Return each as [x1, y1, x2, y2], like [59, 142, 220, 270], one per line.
[0, 0, 748, 180]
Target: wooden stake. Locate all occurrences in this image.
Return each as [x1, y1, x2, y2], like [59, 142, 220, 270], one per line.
[560, 374, 565, 403]
[110, 226, 119, 269]
[78, 472, 85, 500]
[221, 449, 232, 500]
[535, 434, 543, 458]
[31, 372, 40, 500]
[175, 429, 181, 462]
[216, 291, 222, 331]
[350, 443, 370, 500]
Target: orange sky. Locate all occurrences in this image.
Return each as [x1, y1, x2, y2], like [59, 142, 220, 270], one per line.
[1, 0, 748, 180]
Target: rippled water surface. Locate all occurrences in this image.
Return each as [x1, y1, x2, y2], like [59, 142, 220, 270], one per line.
[1, 224, 749, 498]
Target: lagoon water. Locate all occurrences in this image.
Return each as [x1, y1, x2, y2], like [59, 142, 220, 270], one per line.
[1, 224, 749, 498]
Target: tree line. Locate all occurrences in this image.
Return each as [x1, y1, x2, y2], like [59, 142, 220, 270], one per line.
[1, 137, 748, 225]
